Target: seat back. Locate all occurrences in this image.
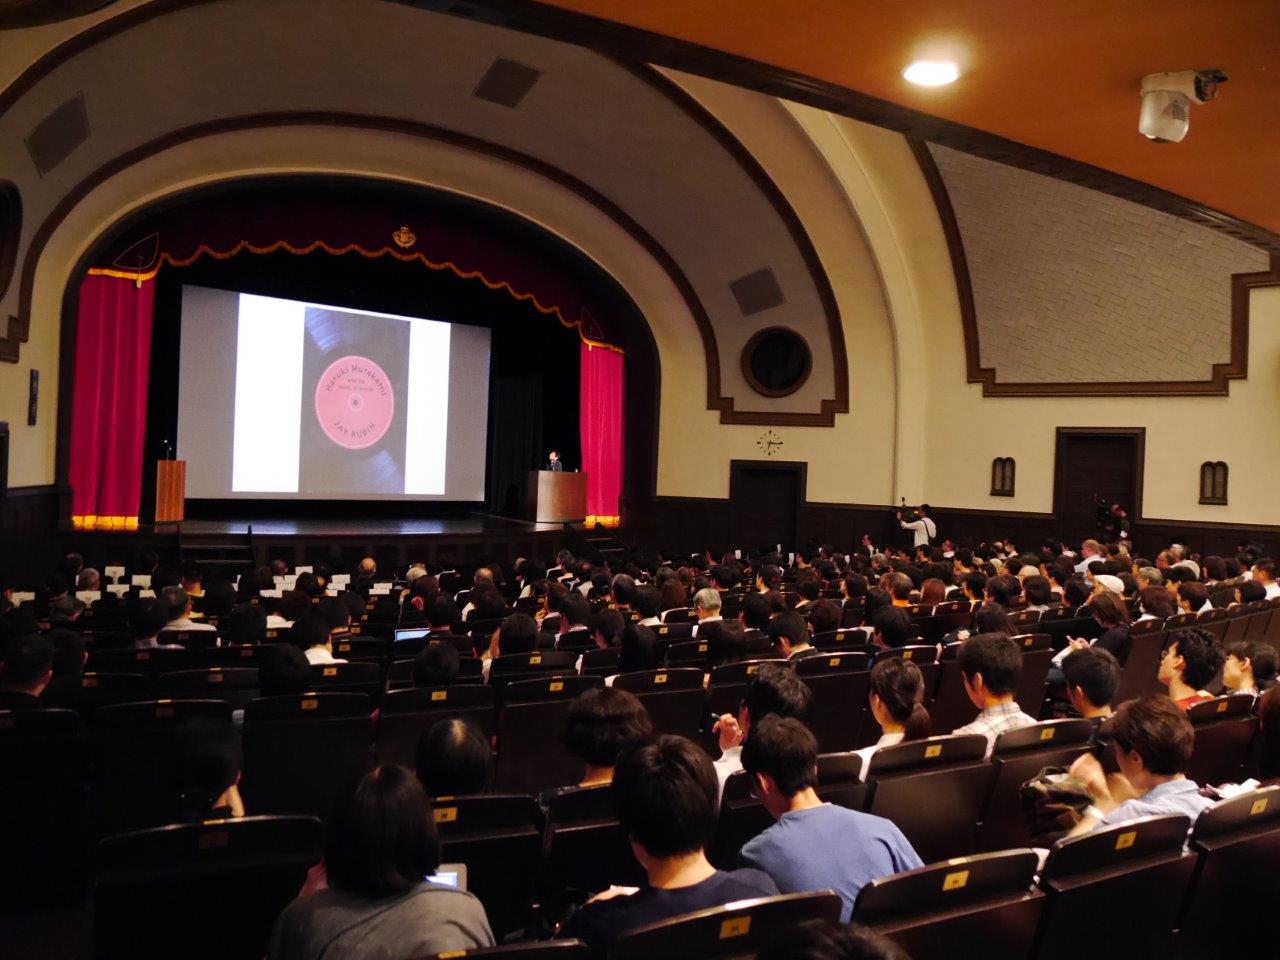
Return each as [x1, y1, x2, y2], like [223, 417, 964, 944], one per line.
[86, 646, 193, 676]
[865, 735, 993, 863]
[157, 667, 260, 711]
[488, 651, 579, 692]
[0, 709, 87, 905]
[331, 636, 391, 661]
[241, 693, 373, 818]
[91, 699, 232, 835]
[930, 650, 980, 735]
[578, 647, 621, 678]
[1185, 694, 1258, 785]
[853, 850, 1043, 960]
[416, 945, 590, 960]
[810, 627, 870, 650]
[978, 719, 1096, 851]
[611, 668, 707, 738]
[433, 794, 544, 938]
[1010, 634, 1053, 718]
[651, 621, 694, 641]
[610, 892, 842, 960]
[1179, 786, 1280, 955]
[1112, 627, 1166, 703]
[542, 784, 644, 902]
[308, 660, 384, 704]
[42, 671, 149, 717]
[156, 628, 218, 650]
[663, 638, 709, 667]
[493, 677, 603, 793]
[188, 643, 283, 669]
[95, 815, 321, 960]
[793, 653, 872, 751]
[375, 685, 497, 767]
[1036, 815, 1196, 960]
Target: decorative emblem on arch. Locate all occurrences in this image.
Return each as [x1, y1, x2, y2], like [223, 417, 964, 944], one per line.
[391, 225, 416, 249]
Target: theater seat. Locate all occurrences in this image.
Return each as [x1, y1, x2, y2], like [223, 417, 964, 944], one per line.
[1034, 814, 1197, 960]
[331, 636, 391, 660]
[416, 944, 590, 960]
[157, 628, 218, 650]
[92, 699, 231, 836]
[810, 627, 871, 650]
[1184, 694, 1258, 786]
[852, 849, 1043, 960]
[433, 794, 544, 938]
[930, 645, 980, 735]
[541, 783, 644, 907]
[652, 621, 694, 641]
[157, 667, 260, 711]
[307, 660, 385, 704]
[977, 719, 1095, 851]
[40, 671, 149, 717]
[612, 668, 706, 738]
[663, 639, 709, 669]
[190, 643, 283, 669]
[1112, 626, 1165, 703]
[493, 676, 602, 793]
[609, 892, 842, 960]
[94, 815, 321, 960]
[792, 652, 871, 751]
[375, 684, 497, 768]
[86, 646, 193, 676]
[578, 647, 621, 678]
[1009, 633, 1053, 718]
[0, 709, 87, 907]
[488, 651, 579, 693]
[241, 692, 373, 818]
[863, 734, 992, 863]
[1176, 786, 1280, 958]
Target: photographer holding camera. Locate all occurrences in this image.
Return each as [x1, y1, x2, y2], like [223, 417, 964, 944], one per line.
[896, 502, 936, 548]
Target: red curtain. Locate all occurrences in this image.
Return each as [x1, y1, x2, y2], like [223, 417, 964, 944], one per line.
[68, 274, 155, 528]
[579, 341, 624, 523]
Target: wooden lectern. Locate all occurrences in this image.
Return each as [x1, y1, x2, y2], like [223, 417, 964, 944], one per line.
[155, 460, 186, 523]
[528, 470, 587, 523]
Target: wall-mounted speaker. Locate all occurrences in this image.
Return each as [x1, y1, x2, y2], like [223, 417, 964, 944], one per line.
[730, 267, 784, 316]
[474, 58, 542, 108]
[26, 93, 89, 176]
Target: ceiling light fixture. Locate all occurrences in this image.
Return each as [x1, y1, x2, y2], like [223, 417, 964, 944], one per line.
[903, 60, 959, 87]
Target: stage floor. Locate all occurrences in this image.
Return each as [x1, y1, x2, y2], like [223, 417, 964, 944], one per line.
[174, 513, 563, 538]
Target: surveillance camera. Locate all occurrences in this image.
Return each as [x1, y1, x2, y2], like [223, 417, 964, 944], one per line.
[1138, 69, 1227, 142]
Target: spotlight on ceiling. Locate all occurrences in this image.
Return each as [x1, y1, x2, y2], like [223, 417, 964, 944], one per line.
[1138, 69, 1227, 143]
[903, 60, 960, 87]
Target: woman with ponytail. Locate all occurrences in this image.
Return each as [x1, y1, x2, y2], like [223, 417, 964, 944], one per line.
[855, 657, 932, 778]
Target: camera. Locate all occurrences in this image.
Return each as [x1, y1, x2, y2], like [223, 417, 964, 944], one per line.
[1139, 69, 1227, 143]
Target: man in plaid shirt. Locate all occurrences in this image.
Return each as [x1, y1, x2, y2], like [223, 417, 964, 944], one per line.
[954, 632, 1038, 757]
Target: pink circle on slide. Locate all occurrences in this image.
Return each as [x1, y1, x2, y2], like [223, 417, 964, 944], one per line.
[314, 355, 395, 449]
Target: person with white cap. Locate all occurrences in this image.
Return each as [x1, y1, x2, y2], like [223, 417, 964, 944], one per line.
[1091, 574, 1125, 598]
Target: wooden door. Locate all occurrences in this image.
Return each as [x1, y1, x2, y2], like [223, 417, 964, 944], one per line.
[1054, 429, 1143, 545]
[729, 461, 803, 554]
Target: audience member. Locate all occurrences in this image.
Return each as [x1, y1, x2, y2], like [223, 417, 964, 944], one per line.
[870, 607, 913, 649]
[160, 585, 215, 632]
[557, 736, 778, 952]
[219, 603, 268, 646]
[177, 718, 244, 821]
[614, 623, 660, 676]
[1222, 640, 1277, 699]
[953, 633, 1037, 756]
[758, 921, 911, 960]
[633, 586, 662, 627]
[414, 719, 491, 797]
[1060, 647, 1120, 721]
[260, 644, 313, 697]
[40, 628, 87, 706]
[561, 687, 654, 788]
[740, 717, 921, 921]
[1158, 627, 1224, 708]
[0, 633, 54, 709]
[412, 642, 460, 688]
[1067, 695, 1215, 835]
[713, 663, 812, 793]
[771, 610, 817, 659]
[296, 613, 346, 666]
[856, 657, 931, 773]
[267, 765, 493, 959]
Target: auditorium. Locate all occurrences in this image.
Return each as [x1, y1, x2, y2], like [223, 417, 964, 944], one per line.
[2, 2, 1280, 958]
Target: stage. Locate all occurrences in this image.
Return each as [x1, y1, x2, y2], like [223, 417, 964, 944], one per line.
[60, 512, 621, 578]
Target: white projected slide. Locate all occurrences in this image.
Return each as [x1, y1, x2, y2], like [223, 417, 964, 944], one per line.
[176, 286, 491, 501]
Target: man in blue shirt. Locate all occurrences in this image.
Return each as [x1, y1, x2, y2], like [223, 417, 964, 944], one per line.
[738, 716, 923, 921]
[1067, 694, 1216, 836]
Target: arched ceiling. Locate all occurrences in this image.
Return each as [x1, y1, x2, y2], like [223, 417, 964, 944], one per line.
[451, 0, 1280, 240]
[0, 0, 848, 424]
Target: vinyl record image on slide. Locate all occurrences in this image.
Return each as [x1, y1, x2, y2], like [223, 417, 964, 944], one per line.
[299, 307, 410, 494]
